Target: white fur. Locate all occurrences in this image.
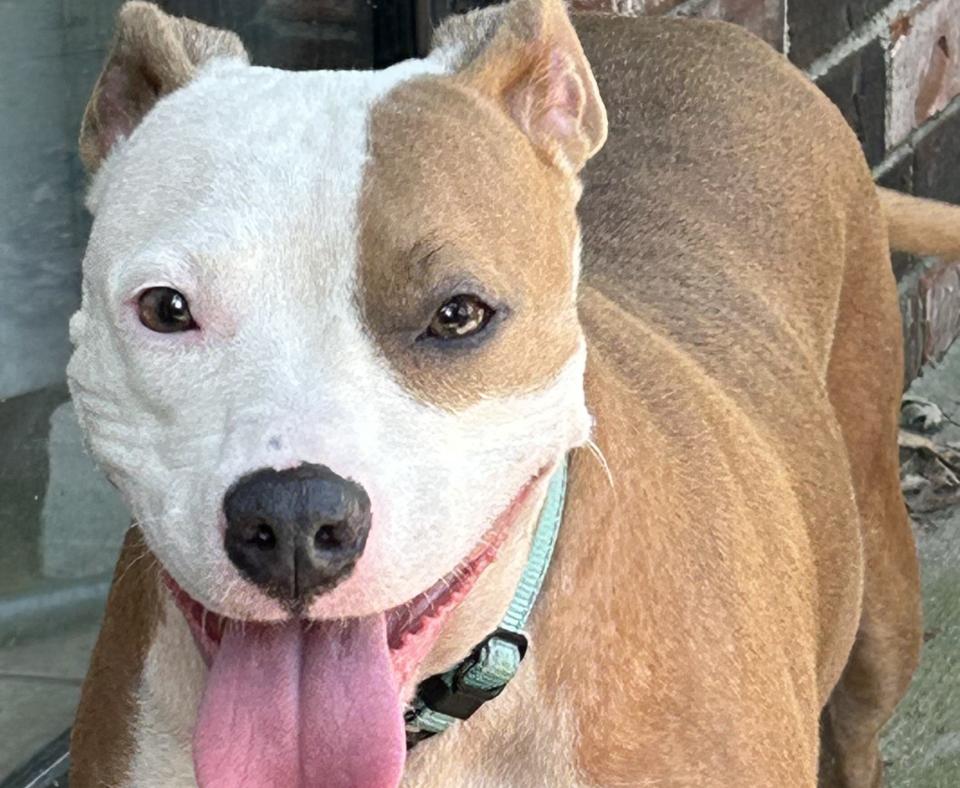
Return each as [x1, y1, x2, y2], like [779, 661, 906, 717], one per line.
[128, 595, 205, 787]
[69, 54, 591, 626]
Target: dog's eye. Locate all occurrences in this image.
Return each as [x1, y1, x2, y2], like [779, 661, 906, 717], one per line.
[426, 294, 494, 340]
[138, 287, 196, 333]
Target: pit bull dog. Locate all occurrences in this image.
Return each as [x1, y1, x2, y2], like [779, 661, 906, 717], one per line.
[68, 0, 958, 785]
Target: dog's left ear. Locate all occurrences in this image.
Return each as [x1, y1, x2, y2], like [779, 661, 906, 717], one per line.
[79, 1, 248, 174]
[437, 0, 607, 174]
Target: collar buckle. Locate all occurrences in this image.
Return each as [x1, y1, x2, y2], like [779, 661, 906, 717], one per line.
[404, 628, 528, 748]
[425, 628, 529, 717]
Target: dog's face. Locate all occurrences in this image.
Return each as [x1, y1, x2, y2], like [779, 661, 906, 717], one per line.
[70, 0, 604, 676]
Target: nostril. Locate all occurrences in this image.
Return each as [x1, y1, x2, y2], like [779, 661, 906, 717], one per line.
[314, 523, 343, 551]
[247, 523, 277, 550]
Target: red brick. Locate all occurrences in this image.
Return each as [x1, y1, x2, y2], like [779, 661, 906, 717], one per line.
[901, 284, 926, 383]
[920, 258, 960, 363]
[914, 103, 960, 204]
[788, 0, 887, 69]
[888, 0, 960, 148]
[899, 256, 960, 383]
[817, 38, 887, 165]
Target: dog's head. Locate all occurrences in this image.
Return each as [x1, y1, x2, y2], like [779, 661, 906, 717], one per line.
[69, 0, 605, 782]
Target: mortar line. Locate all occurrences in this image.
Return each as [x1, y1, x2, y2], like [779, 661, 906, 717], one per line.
[806, 0, 917, 80]
[783, 0, 790, 56]
[873, 93, 960, 180]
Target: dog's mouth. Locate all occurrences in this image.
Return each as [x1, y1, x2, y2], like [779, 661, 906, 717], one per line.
[162, 489, 530, 685]
[162, 465, 551, 788]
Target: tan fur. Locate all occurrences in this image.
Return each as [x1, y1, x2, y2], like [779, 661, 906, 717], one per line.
[879, 187, 960, 259]
[455, 0, 607, 173]
[358, 75, 583, 408]
[358, 0, 604, 409]
[71, 528, 163, 786]
[72, 4, 927, 787]
[559, 15, 920, 785]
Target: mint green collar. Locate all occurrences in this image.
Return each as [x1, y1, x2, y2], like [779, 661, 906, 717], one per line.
[405, 459, 568, 748]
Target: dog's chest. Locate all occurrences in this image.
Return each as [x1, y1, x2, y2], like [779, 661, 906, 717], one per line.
[126, 598, 205, 787]
[123, 596, 583, 787]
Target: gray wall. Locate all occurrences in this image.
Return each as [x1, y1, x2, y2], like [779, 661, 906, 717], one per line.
[0, 0, 123, 400]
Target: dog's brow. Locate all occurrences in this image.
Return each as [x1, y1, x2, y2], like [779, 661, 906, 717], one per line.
[113, 252, 199, 299]
[408, 239, 448, 270]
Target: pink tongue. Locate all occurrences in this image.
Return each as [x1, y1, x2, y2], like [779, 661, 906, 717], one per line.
[193, 615, 405, 788]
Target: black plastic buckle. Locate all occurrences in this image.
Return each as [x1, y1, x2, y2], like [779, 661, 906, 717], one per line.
[416, 628, 529, 722]
[405, 726, 437, 750]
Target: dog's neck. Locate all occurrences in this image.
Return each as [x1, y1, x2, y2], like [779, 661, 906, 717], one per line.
[406, 460, 568, 745]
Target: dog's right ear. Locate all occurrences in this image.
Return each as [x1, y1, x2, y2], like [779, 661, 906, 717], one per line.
[79, 1, 248, 174]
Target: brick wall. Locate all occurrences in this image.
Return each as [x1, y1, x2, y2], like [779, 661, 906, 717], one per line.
[797, 0, 960, 383]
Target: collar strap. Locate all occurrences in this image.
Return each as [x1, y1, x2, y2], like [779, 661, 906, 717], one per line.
[405, 459, 568, 749]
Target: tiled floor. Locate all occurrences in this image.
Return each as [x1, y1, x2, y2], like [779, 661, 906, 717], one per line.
[0, 679, 81, 780]
[0, 624, 99, 778]
[0, 626, 98, 683]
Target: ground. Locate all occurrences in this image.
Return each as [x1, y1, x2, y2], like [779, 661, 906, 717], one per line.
[883, 338, 960, 787]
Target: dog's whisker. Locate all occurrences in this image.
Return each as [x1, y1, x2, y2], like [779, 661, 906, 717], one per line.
[584, 437, 616, 493]
[113, 548, 159, 590]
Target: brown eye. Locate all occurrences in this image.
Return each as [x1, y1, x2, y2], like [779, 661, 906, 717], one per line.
[138, 287, 196, 333]
[426, 294, 494, 340]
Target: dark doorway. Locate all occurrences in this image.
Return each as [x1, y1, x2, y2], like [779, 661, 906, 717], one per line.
[156, 0, 505, 70]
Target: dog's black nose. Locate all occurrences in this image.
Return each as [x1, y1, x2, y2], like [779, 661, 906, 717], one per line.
[223, 464, 371, 605]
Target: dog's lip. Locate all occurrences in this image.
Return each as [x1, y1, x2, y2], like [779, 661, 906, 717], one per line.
[162, 463, 553, 673]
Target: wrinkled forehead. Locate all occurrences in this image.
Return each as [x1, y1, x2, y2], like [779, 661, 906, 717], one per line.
[92, 56, 577, 255]
[362, 74, 579, 265]
[90, 58, 447, 249]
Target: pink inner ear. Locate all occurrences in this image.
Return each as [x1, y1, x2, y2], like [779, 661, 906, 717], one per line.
[542, 49, 583, 136]
[507, 45, 586, 162]
[94, 66, 139, 160]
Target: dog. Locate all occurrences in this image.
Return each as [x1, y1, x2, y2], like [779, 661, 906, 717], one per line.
[67, 0, 960, 785]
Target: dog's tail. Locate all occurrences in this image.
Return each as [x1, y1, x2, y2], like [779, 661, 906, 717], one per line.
[878, 187, 960, 258]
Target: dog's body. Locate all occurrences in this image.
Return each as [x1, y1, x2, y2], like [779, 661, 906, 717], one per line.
[68, 2, 951, 786]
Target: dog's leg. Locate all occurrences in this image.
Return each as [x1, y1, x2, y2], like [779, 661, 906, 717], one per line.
[818, 191, 923, 788]
[818, 503, 922, 788]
